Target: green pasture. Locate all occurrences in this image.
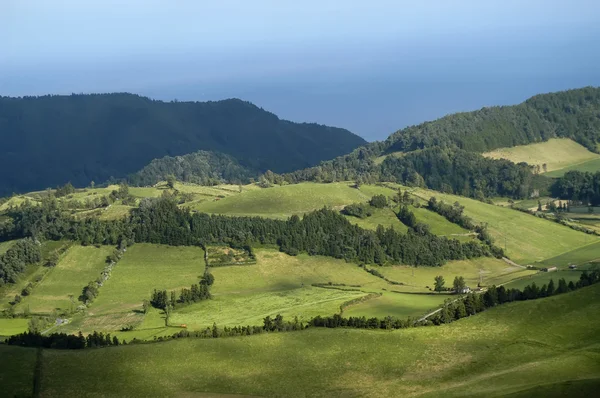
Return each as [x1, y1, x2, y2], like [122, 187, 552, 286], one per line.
[188, 182, 369, 219]
[344, 207, 408, 232]
[210, 249, 387, 295]
[378, 257, 535, 292]
[545, 157, 600, 177]
[343, 291, 446, 319]
[408, 186, 596, 264]
[16, 245, 113, 314]
[0, 318, 29, 337]
[89, 244, 205, 316]
[5, 283, 597, 397]
[170, 287, 365, 329]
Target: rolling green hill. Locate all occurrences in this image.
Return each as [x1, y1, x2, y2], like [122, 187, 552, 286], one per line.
[3, 283, 599, 397]
[0, 93, 365, 195]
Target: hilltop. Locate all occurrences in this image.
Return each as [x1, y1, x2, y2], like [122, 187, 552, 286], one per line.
[0, 93, 366, 195]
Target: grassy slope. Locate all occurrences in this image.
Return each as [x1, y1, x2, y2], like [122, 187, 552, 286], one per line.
[0, 318, 29, 337]
[89, 244, 205, 316]
[16, 245, 113, 314]
[545, 157, 600, 177]
[0, 241, 68, 312]
[483, 138, 600, 173]
[408, 186, 596, 264]
[379, 258, 535, 292]
[190, 182, 369, 219]
[7, 283, 597, 397]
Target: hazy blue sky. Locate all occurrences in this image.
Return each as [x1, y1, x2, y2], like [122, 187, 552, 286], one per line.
[1, 0, 599, 140]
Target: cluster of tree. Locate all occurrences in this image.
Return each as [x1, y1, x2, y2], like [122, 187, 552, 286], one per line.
[150, 269, 214, 310]
[369, 194, 388, 208]
[6, 330, 122, 349]
[430, 270, 600, 325]
[551, 171, 600, 206]
[342, 203, 373, 219]
[0, 93, 365, 195]
[0, 238, 41, 285]
[54, 182, 76, 198]
[129, 150, 258, 187]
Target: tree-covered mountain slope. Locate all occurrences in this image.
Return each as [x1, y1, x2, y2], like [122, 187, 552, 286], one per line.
[281, 87, 600, 199]
[0, 93, 366, 195]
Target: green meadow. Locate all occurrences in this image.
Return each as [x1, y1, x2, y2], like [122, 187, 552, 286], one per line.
[4, 283, 598, 397]
[89, 244, 205, 315]
[189, 182, 369, 219]
[16, 245, 113, 314]
[408, 186, 596, 264]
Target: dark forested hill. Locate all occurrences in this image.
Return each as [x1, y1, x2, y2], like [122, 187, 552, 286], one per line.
[0, 93, 366, 195]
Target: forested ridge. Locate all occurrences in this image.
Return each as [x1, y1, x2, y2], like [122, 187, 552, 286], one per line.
[279, 87, 600, 199]
[0, 93, 365, 195]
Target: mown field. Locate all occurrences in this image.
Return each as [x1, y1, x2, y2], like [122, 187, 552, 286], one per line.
[16, 245, 113, 314]
[483, 138, 600, 175]
[407, 186, 596, 264]
[4, 283, 599, 397]
[545, 157, 600, 177]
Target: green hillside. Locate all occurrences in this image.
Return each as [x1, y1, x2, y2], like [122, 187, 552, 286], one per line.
[4, 283, 599, 397]
[408, 186, 597, 264]
[483, 138, 600, 174]
[0, 93, 365, 195]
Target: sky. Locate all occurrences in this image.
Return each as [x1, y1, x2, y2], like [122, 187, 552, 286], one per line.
[1, 0, 600, 141]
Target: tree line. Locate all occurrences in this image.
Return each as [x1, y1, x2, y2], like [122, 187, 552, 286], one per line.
[2, 196, 495, 280]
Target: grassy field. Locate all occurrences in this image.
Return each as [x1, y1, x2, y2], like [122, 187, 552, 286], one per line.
[545, 157, 600, 177]
[344, 207, 409, 232]
[539, 240, 600, 268]
[3, 283, 597, 397]
[16, 245, 113, 314]
[211, 249, 387, 295]
[0, 318, 29, 337]
[378, 257, 535, 292]
[189, 182, 369, 219]
[89, 244, 205, 316]
[0, 345, 37, 398]
[343, 292, 446, 319]
[0, 241, 69, 312]
[170, 287, 366, 328]
[483, 138, 600, 174]
[501, 270, 583, 290]
[410, 205, 471, 237]
[406, 186, 596, 264]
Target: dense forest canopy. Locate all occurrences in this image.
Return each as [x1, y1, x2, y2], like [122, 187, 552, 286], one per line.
[0, 93, 366, 195]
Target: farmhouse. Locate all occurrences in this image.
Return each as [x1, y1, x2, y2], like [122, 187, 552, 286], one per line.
[542, 266, 558, 272]
[459, 286, 471, 294]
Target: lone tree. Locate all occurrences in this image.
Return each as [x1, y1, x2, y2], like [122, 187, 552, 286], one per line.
[434, 275, 446, 292]
[369, 194, 388, 208]
[453, 276, 466, 293]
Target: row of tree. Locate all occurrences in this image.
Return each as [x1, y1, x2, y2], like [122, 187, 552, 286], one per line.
[5, 330, 121, 349]
[430, 271, 599, 325]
